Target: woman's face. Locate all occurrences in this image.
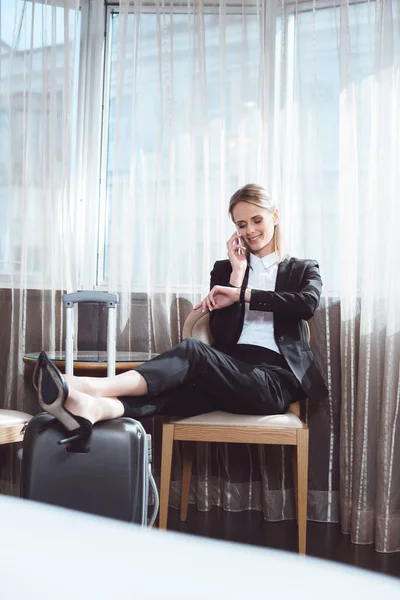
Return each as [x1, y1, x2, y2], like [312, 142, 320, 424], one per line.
[232, 201, 278, 259]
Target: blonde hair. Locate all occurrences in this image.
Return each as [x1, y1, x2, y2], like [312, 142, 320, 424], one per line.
[228, 183, 284, 262]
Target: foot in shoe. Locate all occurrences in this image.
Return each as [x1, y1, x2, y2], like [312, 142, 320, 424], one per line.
[35, 351, 93, 444]
[64, 390, 99, 426]
[63, 374, 95, 396]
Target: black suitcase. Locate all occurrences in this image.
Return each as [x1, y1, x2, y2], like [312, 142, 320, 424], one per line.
[21, 413, 154, 524]
[21, 291, 158, 526]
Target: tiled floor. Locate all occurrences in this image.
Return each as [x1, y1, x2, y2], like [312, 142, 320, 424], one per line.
[167, 506, 400, 579]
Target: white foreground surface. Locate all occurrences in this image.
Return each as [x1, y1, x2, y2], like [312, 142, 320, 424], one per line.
[0, 495, 398, 599]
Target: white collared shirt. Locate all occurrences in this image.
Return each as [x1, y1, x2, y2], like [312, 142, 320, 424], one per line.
[237, 251, 281, 354]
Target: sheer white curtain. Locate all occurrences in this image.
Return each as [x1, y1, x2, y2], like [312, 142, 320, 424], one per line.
[0, 0, 82, 416]
[104, 0, 400, 551]
[276, 0, 400, 552]
[102, 0, 277, 348]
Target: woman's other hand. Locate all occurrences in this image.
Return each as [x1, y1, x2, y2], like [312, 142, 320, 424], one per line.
[227, 232, 246, 287]
[194, 285, 240, 313]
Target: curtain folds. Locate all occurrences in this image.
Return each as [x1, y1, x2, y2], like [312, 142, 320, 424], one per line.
[1, 0, 400, 552]
[0, 0, 82, 404]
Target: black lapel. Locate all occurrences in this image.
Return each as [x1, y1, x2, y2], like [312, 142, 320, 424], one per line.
[238, 263, 250, 324]
[241, 262, 250, 312]
[243, 263, 250, 288]
[275, 256, 291, 291]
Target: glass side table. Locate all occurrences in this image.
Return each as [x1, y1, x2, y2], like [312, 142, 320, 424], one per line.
[23, 351, 159, 374]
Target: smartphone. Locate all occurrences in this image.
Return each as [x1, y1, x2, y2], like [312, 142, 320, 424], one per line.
[236, 230, 244, 255]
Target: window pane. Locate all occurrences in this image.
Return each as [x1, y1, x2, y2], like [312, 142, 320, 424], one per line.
[0, 0, 81, 285]
[101, 10, 262, 287]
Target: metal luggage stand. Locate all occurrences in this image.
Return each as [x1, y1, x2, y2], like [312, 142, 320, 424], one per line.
[61, 291, 159, 527]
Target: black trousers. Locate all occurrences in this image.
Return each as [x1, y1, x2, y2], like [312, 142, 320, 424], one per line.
[118, 338, 302, 420]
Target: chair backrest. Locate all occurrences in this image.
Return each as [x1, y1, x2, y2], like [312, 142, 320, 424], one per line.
[182, 310, 213, 344]
[183, 309, 310, 345]
[182, 309, 309, 418]
[305, 320, 310, 342]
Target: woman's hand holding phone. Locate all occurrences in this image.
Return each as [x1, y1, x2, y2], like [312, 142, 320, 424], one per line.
[227, 231, 247, 287]
[194, 232, 247, 312]
[227, 231, 246, 265]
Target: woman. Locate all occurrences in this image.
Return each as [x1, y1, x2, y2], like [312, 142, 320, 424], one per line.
[34, 184, 327, 447]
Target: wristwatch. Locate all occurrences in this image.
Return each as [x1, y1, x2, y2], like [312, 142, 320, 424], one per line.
[240, 285, 251, 304]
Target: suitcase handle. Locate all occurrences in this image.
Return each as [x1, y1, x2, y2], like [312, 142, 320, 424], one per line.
[62, 291, 119, 376]
[146, 434, 159, 528]
[62, 291, 119, 307]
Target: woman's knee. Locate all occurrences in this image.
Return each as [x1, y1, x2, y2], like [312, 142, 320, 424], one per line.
[180, 337, 206, 354]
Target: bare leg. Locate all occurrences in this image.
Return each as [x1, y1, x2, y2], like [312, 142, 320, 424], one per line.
[65, 387, 125, 425]
[64, 370, 148, 399]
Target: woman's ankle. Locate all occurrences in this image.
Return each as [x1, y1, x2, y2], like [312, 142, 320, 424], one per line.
[65, 390, 99, 424]
[64, 375, 99, 397]
[65, 389, 124, 424]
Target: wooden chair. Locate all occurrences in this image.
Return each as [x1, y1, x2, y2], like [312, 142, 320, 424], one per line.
[159, 309, 309, 554]
[0, 410, 32, 445]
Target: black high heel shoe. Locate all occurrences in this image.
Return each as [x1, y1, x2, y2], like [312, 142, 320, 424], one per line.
[35, 351, 93, 449]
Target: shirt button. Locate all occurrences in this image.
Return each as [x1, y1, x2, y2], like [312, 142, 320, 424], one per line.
[278, 336, 284, 343]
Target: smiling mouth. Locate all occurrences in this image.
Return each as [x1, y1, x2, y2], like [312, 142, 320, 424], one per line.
[247, 235, 261, 243]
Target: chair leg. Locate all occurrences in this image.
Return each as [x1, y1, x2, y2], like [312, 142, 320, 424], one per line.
[296, 427, 309, 555]
[180, 441, 195, 522]
[159, 423, 175, 530]
[292, 448, 298, 525]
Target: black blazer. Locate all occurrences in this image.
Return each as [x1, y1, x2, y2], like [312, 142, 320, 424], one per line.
[208, 256, 328, 402]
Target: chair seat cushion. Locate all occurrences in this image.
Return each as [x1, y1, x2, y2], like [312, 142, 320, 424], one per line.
[172, 410, 303, 428]
[0, 410, 32, 427]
